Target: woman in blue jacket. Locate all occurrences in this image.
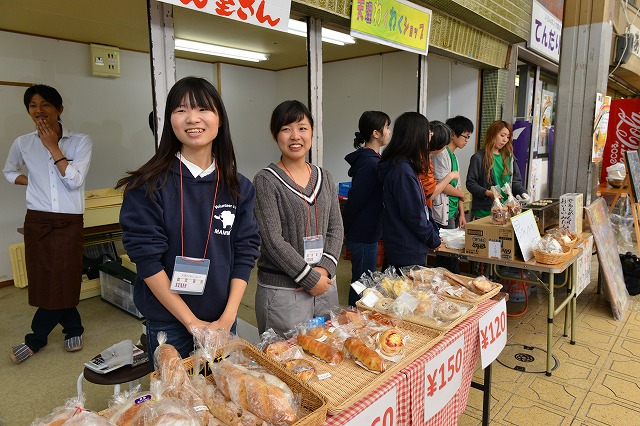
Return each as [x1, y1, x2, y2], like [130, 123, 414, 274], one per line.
[378, 112, 441, 268]
[343, 110, 390, 305]
[117, 77, 260, 362]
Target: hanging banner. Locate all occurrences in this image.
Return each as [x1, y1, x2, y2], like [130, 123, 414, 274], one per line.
[158, 0, 291, 32]
[592, 93, 612, 162]
[350, 0, 432, 55]
[599, 98, 640, 184]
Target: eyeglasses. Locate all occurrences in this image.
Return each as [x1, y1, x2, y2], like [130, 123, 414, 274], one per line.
[460, 134, 471, 140]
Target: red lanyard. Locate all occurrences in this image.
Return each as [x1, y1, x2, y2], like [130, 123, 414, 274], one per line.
[179, 153, 219, 260]
[281, 162, 319, 237]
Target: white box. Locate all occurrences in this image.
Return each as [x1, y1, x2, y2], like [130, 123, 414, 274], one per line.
[559, 193, 583, 233]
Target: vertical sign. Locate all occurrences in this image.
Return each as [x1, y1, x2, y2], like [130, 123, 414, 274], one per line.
[344, 386, 397, 426]
[576, 235, 593, 296]
[478, 298, 507, 368]
[528, 0, 561, 62]
[592, 93, 612, 162]
[423, 335, 464, 422]
[600, 98, 640, 183]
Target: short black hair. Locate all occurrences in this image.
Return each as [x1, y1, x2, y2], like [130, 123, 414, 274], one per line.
[429, 121, 452, 152]
[445, 115, 474, 137]
[23, 84, 63, 111]
[270, 100, 314, 140]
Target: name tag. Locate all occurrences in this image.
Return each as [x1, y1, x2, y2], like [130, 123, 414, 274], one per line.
[170, 256, 209, 295]
[304, 235, 324, 265]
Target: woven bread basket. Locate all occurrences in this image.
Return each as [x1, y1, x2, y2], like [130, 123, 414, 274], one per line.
[533, 246, 571, 264]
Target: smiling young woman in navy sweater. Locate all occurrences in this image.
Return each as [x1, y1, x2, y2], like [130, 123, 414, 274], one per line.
[117, 77, 260, 361]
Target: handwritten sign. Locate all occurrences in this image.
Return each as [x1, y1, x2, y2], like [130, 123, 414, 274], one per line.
[423, 335, 464, 422]
[625, 150, 640, 203]
[576, 235, 593, 296]
[344, 386, 397, 426]
[350, 0, 432, 55]
[510, 209, 540, 261]
[158, 0, 291, 32]
[478, 298, 507, 368]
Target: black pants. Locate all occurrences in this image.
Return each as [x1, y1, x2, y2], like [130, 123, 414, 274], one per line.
[25, 307, 84, 352]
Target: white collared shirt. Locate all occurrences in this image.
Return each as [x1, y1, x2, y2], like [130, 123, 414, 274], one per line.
[3, 125, 92, 214]
[175, 152, 216, 178]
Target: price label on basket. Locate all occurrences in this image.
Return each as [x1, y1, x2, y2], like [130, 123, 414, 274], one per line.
[344, 386, 397, 426]
[423, 335, 465, 422]
[478, 298, 507, 368]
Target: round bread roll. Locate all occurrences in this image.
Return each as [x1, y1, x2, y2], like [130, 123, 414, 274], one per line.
[264, 341, 291, 360]
[378, 328, 405, 357]
[415, 300, 433, 316]
[374, 298, 394, 312]
[472, 277, 493, 293]
[285, 358, 316, 381]
[435, 301, 463, 322]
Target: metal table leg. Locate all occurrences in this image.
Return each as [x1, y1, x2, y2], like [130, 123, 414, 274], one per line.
[546, 273, 555, 376]
[470, 363, 492, 426]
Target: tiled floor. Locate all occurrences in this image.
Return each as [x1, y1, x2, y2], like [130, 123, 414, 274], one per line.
[460, 272, 640, 425]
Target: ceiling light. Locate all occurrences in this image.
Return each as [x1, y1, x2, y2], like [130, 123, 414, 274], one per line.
[174, 39, 269, 62]
[287, 20, 356, 46]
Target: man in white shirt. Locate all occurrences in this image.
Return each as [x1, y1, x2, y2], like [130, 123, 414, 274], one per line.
[3, 84, 92, 364]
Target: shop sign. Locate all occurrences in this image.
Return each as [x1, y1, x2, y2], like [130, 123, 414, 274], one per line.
[344, 386, 397, 426]
[592, 93, 612, 162]
[423, 334, 464, 421]
[478, 298, 507, 368]
[528, 1, 561, 63]
[350, 0, 432, 55]
[630, 25, 640, 58]
[158, 0, 291, 32]
[600, 98, 640, 184]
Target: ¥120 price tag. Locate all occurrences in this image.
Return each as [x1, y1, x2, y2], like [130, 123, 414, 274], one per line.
[344, 386, 397, 426]
[423, 335, 465, 422]
[478, 298, 507, 369]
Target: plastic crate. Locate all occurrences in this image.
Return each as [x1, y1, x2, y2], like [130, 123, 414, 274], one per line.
[99, 262, 143, 319]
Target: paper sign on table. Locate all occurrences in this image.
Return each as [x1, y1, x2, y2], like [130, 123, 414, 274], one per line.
[478, 298, 507, 369]
[510, 209, 541, 261]
[423, 335, 465, 422]
[344, 386, 397, 426]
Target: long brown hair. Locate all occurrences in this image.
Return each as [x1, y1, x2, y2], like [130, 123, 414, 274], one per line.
[116, 77, 239, 199]
[482, 120, 513, 183]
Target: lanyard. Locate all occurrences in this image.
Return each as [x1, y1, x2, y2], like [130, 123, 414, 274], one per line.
[179, 153, 219, 260]
[281, 162, 319, 237]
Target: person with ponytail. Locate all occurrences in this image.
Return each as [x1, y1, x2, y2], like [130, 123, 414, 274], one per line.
[342, 111, 390, 306]
[117, 77, 260, 363]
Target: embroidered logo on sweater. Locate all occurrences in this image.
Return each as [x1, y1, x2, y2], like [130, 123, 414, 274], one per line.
[214, 205, 236, 235]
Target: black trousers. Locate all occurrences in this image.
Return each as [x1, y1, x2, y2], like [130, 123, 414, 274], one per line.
[25, 307, 84, 352]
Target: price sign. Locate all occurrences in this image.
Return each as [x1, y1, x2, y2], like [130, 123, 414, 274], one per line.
[423, 335, 465, 422]
[478, 298, 507, 368]
[344, 386, 397, 426]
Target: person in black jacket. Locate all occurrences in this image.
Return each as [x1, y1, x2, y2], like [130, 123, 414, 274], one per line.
[343, 111, 390, 305]
[466, 120, 529, 219]
[378, 112, 441, 268]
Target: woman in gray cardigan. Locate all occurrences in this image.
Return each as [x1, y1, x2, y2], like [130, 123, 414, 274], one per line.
[466, 120, 529, 219]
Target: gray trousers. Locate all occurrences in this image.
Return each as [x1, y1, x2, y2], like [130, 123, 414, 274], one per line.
[255, 282, 339, 336]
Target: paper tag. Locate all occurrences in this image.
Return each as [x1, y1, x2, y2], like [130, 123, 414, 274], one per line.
[360, 291, 380, 308]
[344, 386, 397, 426]
[423, 334, 465, 422]
[351, 280, 367, 295]
[395, 292, 419, 312]
[478, 298, 507, 369]
[317, 372, 332, 380]
[488, 241, 501, 259]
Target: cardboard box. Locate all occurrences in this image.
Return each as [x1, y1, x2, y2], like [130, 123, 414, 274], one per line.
[559, 193, 583, 233]
[464, 216, 518, 260]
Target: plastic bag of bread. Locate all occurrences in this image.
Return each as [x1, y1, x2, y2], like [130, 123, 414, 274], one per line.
[331, 307, 368, 329]
[30, 395, 91, 426]
[466, 275, 493, 294]
[63, 411, 115, 425]
[210, 351, 301, 426]
[130, 396, 201, 426]
[502, 183, 522, 217]
[490, 186, 509, 225]
[400, 265, 440, 287]
[258, 329, 304, 363]
[537, 234, 563, 254]
[344, 337, 388, 373]
[106, 384, 153, 426]
[376, 327, 408, 360]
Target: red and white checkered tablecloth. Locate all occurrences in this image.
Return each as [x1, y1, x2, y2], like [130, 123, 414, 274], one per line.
[403, 299, 496, 426]
[322, 299, 496, 426]
[323, 369, 410, 425]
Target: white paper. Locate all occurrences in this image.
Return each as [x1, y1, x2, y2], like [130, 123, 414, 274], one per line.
[423, 335, 465, 421]
[344, 386, 397, 426]
[478, 299, 507, 369]
[488, 241, 501, 259]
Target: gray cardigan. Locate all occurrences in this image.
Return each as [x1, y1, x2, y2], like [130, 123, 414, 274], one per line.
[466, 149, 526, 212]
[253, 163, 344, 291]
[430, 148, 461, 226]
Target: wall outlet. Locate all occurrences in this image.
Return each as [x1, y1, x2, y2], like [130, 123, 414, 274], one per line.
[90, 44, 120, 78]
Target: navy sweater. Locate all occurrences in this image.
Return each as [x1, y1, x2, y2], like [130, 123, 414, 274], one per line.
[343, 147, 383, 244]
[119, 158, 261, 322]
[378, 159, 441, 266]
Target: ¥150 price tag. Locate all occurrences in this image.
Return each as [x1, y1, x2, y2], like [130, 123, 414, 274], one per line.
[344, 386, 397, 426]
[478, 298, 507, 369]
[423, 335, 465, 422]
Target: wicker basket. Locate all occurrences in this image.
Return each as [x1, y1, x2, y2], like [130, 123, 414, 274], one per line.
[150, 340, 327, 426]
[533, 247, 571, 265]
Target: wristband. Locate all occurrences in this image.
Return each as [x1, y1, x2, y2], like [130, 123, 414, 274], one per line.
[53, 157, 67, 165]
